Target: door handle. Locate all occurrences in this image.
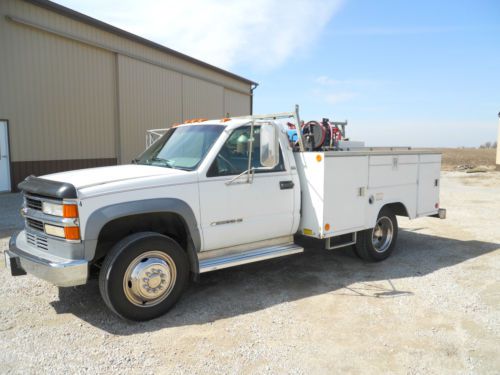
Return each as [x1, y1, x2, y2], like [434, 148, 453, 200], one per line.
[280, 180, 294, 190]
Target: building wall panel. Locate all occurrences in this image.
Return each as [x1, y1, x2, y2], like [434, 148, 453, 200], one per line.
[118, 55, 183, 163]
[1, 0, 252, 95]
[0, 3, 116, 162]
[0, 0, 253, 190]
[224, 89, 251, 117]
[182, 76, 224, 121]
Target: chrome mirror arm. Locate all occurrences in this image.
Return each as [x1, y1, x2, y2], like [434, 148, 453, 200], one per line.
[225, 166, 275, 186]
[225, 169, 253, 186]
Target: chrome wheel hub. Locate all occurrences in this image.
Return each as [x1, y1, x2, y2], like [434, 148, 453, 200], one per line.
[371, 216, 394, 253]
[123, 251, 177, 307]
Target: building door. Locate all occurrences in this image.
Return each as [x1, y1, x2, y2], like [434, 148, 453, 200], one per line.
[0, 121, 11, 192]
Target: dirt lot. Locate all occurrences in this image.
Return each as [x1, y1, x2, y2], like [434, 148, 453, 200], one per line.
[440, 148, 497, 171]
[0, 171, 499, 374]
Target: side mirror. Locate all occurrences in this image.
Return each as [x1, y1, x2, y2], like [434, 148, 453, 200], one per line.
[260, 122, 279, 168]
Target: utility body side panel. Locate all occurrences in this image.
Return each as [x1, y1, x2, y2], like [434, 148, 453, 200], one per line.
[417, 154, 442, 216]
[324, 156, 368, 236]
[294, 150, 441, 239]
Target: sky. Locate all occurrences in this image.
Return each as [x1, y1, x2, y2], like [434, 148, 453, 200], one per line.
[54, 0, 500, 147]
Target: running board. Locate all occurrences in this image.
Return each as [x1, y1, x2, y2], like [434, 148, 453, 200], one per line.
[199, 243, 304, 273]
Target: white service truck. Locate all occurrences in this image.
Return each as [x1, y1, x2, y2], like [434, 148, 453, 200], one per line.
[5, 108, 446, 321]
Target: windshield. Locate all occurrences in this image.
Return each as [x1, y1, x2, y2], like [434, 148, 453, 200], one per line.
[135, 125, 224, 170]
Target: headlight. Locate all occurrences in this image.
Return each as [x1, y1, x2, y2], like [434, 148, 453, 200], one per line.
[41, 202, 78, 218]
[44, 224, 65, 238]
[44, 224, 80, 240]
[42, 202, 63, 216]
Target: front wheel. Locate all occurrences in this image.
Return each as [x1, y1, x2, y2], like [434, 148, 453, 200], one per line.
[99, 232, 189, 321]
[354, 207, 398, 262]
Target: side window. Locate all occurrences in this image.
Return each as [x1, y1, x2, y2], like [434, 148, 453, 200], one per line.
[207, 126, 285, 177]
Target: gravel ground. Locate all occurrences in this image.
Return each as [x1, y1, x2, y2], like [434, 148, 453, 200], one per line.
[0, 171, 499, 374]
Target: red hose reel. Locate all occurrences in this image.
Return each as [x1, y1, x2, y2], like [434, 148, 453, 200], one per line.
[302, 120, 342, 150]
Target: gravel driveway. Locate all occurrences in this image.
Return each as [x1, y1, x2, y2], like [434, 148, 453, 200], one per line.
[0, 171, 499, 374]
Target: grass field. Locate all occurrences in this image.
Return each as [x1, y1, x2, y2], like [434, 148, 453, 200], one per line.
[439, 148, 497, 171]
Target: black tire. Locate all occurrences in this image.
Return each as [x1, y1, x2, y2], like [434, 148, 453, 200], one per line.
[99, 232, 189, 321]
[354, 207, 398, 262]
[351, 244, 363, 259]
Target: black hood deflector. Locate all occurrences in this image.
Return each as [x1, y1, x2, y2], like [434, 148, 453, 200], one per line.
[18, 176, 77, 199]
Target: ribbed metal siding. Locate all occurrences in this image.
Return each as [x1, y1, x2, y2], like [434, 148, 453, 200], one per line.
[118, 55, 183, 163]
[182, 76, 224, 121]
[224, 89, 251, 117]
[0, 0, 252, 170]
[0, 0, 116, 162]
[3, 0, 251, 94]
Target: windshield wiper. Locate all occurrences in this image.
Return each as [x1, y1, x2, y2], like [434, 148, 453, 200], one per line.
[146, 156, 182, 169]
[150, 157, 175, 168]
[141, 157, 191, 171]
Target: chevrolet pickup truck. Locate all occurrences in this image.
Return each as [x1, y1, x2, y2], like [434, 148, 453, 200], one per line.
[5, 108, 446, 321]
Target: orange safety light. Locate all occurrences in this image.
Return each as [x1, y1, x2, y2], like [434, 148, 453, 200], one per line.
[324, 223, 330, 231]
[220, 118, 231, 122]
[63, 204, 78, 218]
[316, 154, 322, 162]
[64, 226, 80, 240]
[184, 118, 208, 124]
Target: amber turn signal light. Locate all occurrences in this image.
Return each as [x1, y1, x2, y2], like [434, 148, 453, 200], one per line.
[63, 204, 78, 218]
[64, 226, 80, 240]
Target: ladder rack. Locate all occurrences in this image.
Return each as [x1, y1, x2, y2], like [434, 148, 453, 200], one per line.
[231, 105, 306, 151]
[145, 105, 351, 152]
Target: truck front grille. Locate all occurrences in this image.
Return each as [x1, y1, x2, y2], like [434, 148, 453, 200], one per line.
[26, 196, 43, 211]
[26, 218, 44, 232]
[21, 193, 80, 244]
[26, 232, 48, 250]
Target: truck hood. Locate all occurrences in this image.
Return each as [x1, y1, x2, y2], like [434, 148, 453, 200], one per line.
[43, 164, 189, 190]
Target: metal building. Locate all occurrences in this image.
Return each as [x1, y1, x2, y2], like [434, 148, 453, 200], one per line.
[0, 0, 256, 192]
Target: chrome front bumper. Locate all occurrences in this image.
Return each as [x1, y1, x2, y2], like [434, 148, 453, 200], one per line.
[5, 231, 88, 287]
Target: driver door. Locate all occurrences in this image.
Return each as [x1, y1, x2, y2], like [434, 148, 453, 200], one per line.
[198, 126, 295, 251]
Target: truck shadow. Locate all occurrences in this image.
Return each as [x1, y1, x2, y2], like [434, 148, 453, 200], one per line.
[51, 229, 499, 335]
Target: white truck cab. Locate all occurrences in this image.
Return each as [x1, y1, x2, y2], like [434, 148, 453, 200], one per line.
[5, 108, 446, 321]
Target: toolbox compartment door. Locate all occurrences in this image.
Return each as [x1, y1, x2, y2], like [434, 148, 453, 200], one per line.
[323, 156, 368, 236]
[417, 154, 441, 216]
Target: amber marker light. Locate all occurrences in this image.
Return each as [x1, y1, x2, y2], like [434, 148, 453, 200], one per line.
[316, 154, 322, 162]
[63, 204, 78, 218]
[64, 226, 80, 240]
[325, 223, 330, 231]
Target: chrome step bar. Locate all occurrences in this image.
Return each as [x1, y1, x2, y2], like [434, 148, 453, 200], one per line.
[199, 243, 304, 273]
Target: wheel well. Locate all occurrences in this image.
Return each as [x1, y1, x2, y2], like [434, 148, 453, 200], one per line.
[382, 202, 409, 217]
[93, 212, 189, 263]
